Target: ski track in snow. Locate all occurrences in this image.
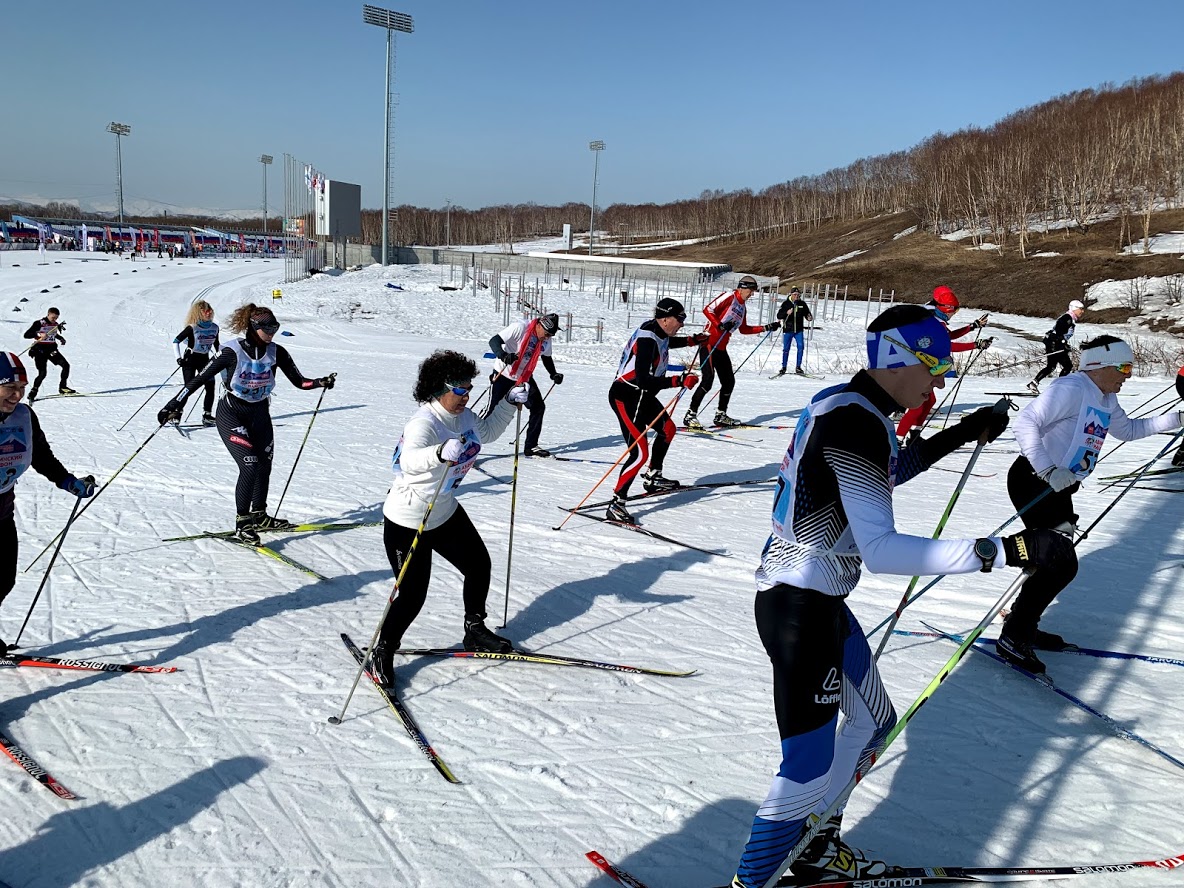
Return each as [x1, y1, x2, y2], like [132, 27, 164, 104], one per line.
[0, 256, 1181, 886]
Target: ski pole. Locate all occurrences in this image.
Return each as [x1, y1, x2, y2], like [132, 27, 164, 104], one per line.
[866, 487, 1052, 641]
[1095, 401, 1179, 477]
[274, 374, 334, 517]
[499, 407, 523, 629]
[928, 327, 989, 433]
[1078, 426, 1184, 545]
[328, 467, 450, 726]
[1129, 380, 1177, 418]
[756, 327, 780, 375]
[697, 329, 775, 413]
[116, 366, 182, 431]
[17, 324, 63, 358]
[873, 399, 1008, 660]
[760, 567, 1035, 888]
[12, 492, 86, 648]
[24, 424, 166, 572]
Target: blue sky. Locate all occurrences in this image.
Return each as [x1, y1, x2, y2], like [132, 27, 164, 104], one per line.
[4, 0, 1184, 216]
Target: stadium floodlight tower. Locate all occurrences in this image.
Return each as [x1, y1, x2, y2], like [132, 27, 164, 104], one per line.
[260, 154, 273, 239]
[107, 122, 131, 241]
[588, 140, 605, 256]
[363, 3, 414, 266]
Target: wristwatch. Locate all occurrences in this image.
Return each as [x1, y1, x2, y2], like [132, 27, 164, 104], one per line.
[973, 538, 998, 573]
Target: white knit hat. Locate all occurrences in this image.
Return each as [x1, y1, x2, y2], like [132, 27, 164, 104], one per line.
[1069, 300, 1085, 312]
[1079, 338, 1133, 371]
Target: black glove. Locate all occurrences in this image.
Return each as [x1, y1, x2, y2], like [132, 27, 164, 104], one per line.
[177, 357, 186, 367]
[975, 337, 995, 350]
[955, 404, 1009, 444]
[719, 320, 739, 334]
[764, 322, 779, 332]
[1003, 528, 1076, 571]
[551, 373, 564, 385]
[157, 400, 183, 425]
[691, 332, 710, 345]
[316, 373, 336, 390]
[501, 351, 518, 364]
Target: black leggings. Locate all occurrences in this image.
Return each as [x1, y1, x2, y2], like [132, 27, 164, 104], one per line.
[688, 345, 735, 413]
[181, 354, 216, 413]
[0, 517, 17, 609]
[1005, 456, 1080, 640]
[379, 507, 491, 647]
[486, 374, 545, 451]
[215, 396, 274, 516]
[30, 347, 69, 391]
[1034, 340, 1071, 383]
[608, 382, 675, 496]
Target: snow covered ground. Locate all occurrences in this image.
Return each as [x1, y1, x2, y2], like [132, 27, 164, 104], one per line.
[1, 254, 1184, 887]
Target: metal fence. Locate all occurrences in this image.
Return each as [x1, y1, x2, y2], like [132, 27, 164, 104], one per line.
[282, 154, 325, 283]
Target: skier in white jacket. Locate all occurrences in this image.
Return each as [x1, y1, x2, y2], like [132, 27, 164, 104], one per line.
[371, 349, 527, 685]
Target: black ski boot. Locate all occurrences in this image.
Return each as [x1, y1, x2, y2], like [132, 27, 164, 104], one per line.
[58, 386, 77, 395]
[252, 511, 295, 531]
[682, 410, 705, 431]
[996, 631, 1046, 673]
[714, 410, 741, 428]
[795, 367, 806, 376]
[524, 446, 552, 458]
[27, 387, 38, 404]
[234, 514, 261, 545]
[775, 368, 786, 377]
[463, 614, 512, 653]
[202, 413, 216, 428]
[1034, 629, 1079, 652]
[642, 469, 680, 493]
[1173, 445, 1184, 468]
[606, 495, 634, 524]
[368, 640, 395, 687]
[790, 814, 895, 881]
[0, 637, 8, 658]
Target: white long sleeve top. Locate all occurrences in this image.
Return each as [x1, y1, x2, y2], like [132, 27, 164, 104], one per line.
[1013, 373, 1182, 479]
[383, 397, 516, 530]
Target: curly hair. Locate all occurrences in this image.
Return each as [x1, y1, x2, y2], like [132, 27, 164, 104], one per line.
[185, 300, 214, 328]
[227, 303, 277, 335]
[413, 350, 477, 403]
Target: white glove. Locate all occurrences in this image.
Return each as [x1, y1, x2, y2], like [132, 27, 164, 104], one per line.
[506, 385, 530, 405]
[1038, 466, 1078, 492]
[439, 438, 468, 463]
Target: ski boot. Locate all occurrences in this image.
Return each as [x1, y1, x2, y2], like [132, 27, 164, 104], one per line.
[27, 387, 38, 404]
[368, 640, 395, 687]
[202, 413, 216, 428]
[524, 446, 552, 458]
[996, 631, 1046, 673]
[0, 637, 8, 658]
[795, 367, 806, 376]
[714, 410, 742, 428]
[1033, 629, 1079, 652]
[1026, 380, 1040, 394]
[252, 511, 295, 531]
[463, 614, 513, 653]
[234, 514, 261, 545]
[642, 469, 680, 493]
[606, 495, 635, 524]
[683, 410, 705, 431]
[1173, 445, 1184, 468]
[790, 814, 896, 882]
[775, 368, 786, 377]
[58, 386, 77, 395]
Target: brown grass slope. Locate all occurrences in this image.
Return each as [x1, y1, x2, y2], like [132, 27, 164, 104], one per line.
[645, 209, 1184, 321]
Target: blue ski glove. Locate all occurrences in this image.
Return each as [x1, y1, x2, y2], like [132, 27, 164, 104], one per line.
[59, 474, 96, 498]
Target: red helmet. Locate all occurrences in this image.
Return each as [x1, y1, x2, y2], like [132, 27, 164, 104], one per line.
[931, 285, 959, 314]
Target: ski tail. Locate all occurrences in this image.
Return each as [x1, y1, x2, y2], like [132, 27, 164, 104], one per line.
[0, 729, 75, 800]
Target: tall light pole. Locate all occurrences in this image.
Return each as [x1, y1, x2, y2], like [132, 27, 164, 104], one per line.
[445, 198, 451, 248]
[259, 154, 273, 242]
[363, 4, 414, 266]
[588, 140, 605, 256]
[107, 122, 131, 241]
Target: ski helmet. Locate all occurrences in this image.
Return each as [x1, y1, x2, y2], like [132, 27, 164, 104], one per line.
[654, 298, 687, 320]
[0, 352, 28, 386]
[931, 285, 959, 313]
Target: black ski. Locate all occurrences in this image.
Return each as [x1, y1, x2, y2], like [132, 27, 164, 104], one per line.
[394, 647, 696, 677]
[557, 507, 728, 556]
[0, 653, 177, 673]
[340, 633, 460, 784]
[575, 478, 771, 513]
[0, 729, 75, 799]
[984, 391, 1037, 397]
[587, 848, 1184, 888]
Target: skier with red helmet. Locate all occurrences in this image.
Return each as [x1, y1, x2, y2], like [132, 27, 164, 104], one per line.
[895, 285, 990, 440]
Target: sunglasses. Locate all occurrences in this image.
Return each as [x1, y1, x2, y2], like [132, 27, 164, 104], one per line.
[251, 319, 281, 335]
[885, 336, 954, 377]
[738, 283, 758, 290]
[1112, 362, 1133, 376]
[444, 383, 473, 396]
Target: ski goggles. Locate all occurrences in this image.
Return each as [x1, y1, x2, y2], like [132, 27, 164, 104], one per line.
[250, 317, 281, 335]
[1112, 362, 1133, 376]
[884, 336, 954, 377]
